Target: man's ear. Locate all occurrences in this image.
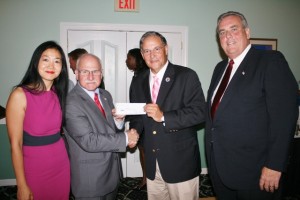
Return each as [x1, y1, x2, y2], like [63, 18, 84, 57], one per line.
[75, 69, 79, 80]
[245, 28, 250, 39]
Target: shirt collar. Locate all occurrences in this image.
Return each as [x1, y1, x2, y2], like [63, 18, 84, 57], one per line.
[150, 61, 169, 81]
[230, 44, 251, 67]
[78, 83, 99, 100]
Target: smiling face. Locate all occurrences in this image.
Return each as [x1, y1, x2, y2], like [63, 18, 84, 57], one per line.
[218, 15, 250, 59]
[141, 35, 168, 74]
[38, 48, 62, 87]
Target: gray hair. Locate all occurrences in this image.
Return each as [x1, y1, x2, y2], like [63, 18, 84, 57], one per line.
[217, 11, 249, 33]
[139, 31, 167, 49]
[76, 53, 102, 70]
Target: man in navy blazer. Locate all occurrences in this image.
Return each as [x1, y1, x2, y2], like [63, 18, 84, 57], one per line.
[129, 31, 206, 200]
[205, 11, 298, 200]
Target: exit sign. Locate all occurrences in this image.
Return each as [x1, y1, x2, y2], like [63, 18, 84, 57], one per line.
[114, 0, 139, 12]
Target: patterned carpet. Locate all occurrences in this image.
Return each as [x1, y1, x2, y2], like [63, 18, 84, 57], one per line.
[1, 175, 299, 200]
[0, 174, 215, 200]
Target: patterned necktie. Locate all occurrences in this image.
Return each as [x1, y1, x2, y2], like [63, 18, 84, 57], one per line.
[152, 75, 160, 103]
[94, 93, 106, 118]
[211, 59, 234, 119]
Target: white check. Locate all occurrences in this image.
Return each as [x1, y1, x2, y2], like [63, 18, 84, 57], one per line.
[115, 103, 146, 115]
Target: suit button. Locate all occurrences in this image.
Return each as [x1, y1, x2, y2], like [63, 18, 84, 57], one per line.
[153, 131, 157, 135]
[211, 128, 215, 131]
[152, 149, 156, 152]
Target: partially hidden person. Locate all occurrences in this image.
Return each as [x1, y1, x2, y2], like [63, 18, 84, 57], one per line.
[126, 48, 148, 190]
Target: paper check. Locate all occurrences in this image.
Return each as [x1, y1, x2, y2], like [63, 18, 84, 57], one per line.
[115, 103, 146, 115]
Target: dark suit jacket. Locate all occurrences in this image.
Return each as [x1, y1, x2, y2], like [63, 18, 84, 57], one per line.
[63, 84, 126, 198]
[205, 47, 299, 190]
[130, 62, 206, 183]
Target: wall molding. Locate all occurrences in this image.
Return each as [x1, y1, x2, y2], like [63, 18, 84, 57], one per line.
[0, 118, 6, 125]
[0, 179, 16, 186]
[201, 168, 208, 174]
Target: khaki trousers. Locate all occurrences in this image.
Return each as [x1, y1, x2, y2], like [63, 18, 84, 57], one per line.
[147, 161, 199, 200]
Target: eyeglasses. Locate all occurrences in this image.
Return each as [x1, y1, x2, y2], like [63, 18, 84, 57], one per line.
[142, 46, 164, 56]
[78, 69, 102, 76]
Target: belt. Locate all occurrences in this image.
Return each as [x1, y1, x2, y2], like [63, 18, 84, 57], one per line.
[23, 131, 61, 146]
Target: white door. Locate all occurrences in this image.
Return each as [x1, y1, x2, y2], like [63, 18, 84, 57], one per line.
[66, 28, 185, 177]
[68, 31, 128, 103]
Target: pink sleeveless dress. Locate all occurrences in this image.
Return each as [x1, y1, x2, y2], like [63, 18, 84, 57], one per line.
[22, 88, 70, 200]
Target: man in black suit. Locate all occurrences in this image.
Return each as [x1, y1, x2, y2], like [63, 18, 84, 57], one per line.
[205, 11, 298, 200]
[129, 31, 205, 200]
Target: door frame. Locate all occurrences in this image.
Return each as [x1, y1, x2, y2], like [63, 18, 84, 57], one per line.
[60, 22, 188, 66]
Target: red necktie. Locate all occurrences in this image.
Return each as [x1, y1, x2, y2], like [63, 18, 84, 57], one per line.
[152, 75, 160, 103]
[94, 93, 106, 118]
[211, 59, 234, 119]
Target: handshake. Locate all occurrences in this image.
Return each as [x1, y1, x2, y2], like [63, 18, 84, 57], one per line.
[126, 128, 139, 148]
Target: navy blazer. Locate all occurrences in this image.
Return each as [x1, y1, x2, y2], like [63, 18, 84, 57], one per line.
[205, 47, 298, 190]
[130, 62, 206, 183]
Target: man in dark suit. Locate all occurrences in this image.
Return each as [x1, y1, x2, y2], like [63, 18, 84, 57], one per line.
[205, 11, 298, 200]
[63, 53, 139, 200]
[129, 31, 206, 200]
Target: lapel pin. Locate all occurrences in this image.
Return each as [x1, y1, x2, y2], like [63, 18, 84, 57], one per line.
[165, 77, 170, 82]
[242, 71, 245, 75]
[104, 98, 107, 101]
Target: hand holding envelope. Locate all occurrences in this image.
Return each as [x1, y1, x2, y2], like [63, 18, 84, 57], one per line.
[115, 103, 144, 148]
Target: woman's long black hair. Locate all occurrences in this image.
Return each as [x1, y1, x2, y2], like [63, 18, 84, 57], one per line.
[16, 41, 69, 121]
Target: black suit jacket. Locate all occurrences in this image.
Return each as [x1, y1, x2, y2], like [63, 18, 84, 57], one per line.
[130, 62, 206, 183]
[205, 47, 298, 190]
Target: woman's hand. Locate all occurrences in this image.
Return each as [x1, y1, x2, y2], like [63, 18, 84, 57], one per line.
[17, 184, 33, 200]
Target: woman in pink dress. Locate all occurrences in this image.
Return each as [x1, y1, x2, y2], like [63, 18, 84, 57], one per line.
[6, 41, 70, 200]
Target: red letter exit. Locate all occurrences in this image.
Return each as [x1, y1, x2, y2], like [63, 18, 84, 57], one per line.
[115, 0, 139, 12]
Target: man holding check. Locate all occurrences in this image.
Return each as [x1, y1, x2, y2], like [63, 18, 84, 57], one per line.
[128, 31, 206, 200]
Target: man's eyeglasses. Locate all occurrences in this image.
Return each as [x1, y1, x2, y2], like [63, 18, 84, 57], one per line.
[142, 46, 164, 56]
[78, 69, 102, 76]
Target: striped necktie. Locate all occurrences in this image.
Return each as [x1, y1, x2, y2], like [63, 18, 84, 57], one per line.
[152, 75, 160, 103]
